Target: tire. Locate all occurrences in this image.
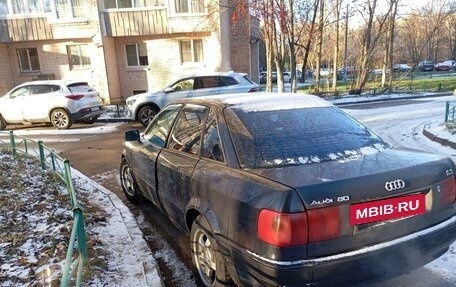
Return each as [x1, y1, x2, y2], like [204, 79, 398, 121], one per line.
[51, 109, 72, 129]
[120, 158, 141, 203]
[137, 105, 159, 127]
[190, 215, 233, 287]
[0, 115, 6, 131]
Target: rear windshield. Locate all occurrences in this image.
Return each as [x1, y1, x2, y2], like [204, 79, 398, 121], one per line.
[242, 75, 256, 85]
[226, 106, 388, 169]
[67, 83, 94, 93]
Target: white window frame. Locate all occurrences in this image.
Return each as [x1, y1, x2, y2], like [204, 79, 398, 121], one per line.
[179, 39, 204, 64]
[126, 43, 148, 67]
[174, 0, 204, 14]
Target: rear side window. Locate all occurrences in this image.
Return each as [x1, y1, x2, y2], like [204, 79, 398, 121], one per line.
[202, 109, 224, 162]
[226, 106, 388, 168]
[194, 77, 219, 89]
[219, 76, 239, 86]
[67, 83, 93, 93]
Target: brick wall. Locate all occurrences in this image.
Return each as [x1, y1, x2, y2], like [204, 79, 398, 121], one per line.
[0, 44, 13, 95]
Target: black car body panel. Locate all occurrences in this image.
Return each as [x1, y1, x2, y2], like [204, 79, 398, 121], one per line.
[120, 92, 456, 287]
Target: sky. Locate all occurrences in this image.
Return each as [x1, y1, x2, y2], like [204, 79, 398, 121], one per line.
[0, 91, 455, 287]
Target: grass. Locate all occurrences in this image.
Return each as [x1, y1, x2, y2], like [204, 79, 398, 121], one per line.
[297, 71, 456, 96]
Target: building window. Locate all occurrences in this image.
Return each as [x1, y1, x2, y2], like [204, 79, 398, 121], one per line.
[126, 43, 148, 67]
[17, 48, 40, 73]
[180, 39, 203, 63]
[175, 0, 204, 13]
[67, 45, 91, 70]
[2, 0, 50, 14]
[104, 0, 163, 9]
[56, 0, 84, 18]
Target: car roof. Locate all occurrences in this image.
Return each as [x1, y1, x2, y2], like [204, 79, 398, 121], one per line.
[16, 80, 88, 86]
[176, 71, 246, 78]
[174, 92, 333, 112]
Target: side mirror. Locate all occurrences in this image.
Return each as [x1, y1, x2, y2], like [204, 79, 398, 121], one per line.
[125, 130, 140, 142]
[164, 87, 174, 93]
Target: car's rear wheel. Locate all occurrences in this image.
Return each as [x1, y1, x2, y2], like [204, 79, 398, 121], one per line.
[137, 105, 159, 127]
[191, 215, 233, 287]
[120, 158, 141, 203]
[0, 115, 6, 130]
[51, 109, 72, 129]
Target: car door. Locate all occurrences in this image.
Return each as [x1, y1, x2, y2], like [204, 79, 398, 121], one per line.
[23, 84, 60, 121]
[156, 104, 208, 228]
[0, 85, 31, 122]
[193, 76, 227, 97]
[129, 104, 182, 206]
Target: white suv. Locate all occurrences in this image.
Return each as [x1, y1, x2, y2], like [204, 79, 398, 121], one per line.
[126, 71, 260, 126]
[0, 80, 104, 130]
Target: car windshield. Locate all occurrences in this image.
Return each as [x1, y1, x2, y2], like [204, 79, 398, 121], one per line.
[226, 106, 388, 169]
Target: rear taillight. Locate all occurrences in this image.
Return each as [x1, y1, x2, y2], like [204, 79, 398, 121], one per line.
[440, 177, 456, 206]
[307, 206, 341, 243]
[65, 94, 84, 100]
[257, 209, 308, 247]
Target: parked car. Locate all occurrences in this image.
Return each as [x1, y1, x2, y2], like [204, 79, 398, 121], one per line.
[126, 71, 259, 126]
[435, 60, 456, 71]
[313, 68, 332, 77]
[337, 67, 356, 80]
[417, 60, 435, 71]
[393, 63, 412, 72]
[435, 61, 451, 71]
[0, 80, 104, 130]
[120, 93, 456, 287]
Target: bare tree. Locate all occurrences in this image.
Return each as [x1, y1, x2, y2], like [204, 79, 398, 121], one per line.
[331, 0, 341, 92]
[381, 0, 400, 89]
[314, 0, 325, 93]
[350, 0, 388, 94]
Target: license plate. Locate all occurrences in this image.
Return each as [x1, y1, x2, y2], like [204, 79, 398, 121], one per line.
[91, 107, 100, 112]
[349, 193, 426, 226]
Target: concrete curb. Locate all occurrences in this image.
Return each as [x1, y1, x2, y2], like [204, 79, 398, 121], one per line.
[423, 126, 456, 149]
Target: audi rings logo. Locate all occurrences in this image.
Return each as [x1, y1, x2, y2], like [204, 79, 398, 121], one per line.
[385, 179, 406, 191]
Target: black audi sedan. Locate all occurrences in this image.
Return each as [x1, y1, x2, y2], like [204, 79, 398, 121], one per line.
[120, 93, 456, 287]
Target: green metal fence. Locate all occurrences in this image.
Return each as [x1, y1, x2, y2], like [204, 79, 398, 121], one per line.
[445, 101, 456, 123]
[0, 130, 88, 287]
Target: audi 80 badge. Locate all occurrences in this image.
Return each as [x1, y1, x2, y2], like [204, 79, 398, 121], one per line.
[120, 93, 456, 287]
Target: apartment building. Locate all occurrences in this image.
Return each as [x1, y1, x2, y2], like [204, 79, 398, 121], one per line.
[0, 0, 259, 104]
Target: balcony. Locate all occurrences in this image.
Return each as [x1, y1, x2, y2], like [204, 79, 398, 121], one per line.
[102, 8, 169, 37]
[0, 16, 53, 42]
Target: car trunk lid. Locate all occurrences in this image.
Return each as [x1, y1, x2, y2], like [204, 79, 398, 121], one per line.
[250, 148, 456, 258]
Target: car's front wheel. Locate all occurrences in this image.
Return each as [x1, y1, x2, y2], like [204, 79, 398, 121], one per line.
[120, 158, 141, 203]
[190, 215, 233, 287]
[0, 115, 6, 130]
[137, 105, 159, 127]
[51, 109, 72, 129]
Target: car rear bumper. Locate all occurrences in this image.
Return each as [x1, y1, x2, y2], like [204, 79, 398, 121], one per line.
[222, 215, 456, 287]
[71, 106, 105, 121]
